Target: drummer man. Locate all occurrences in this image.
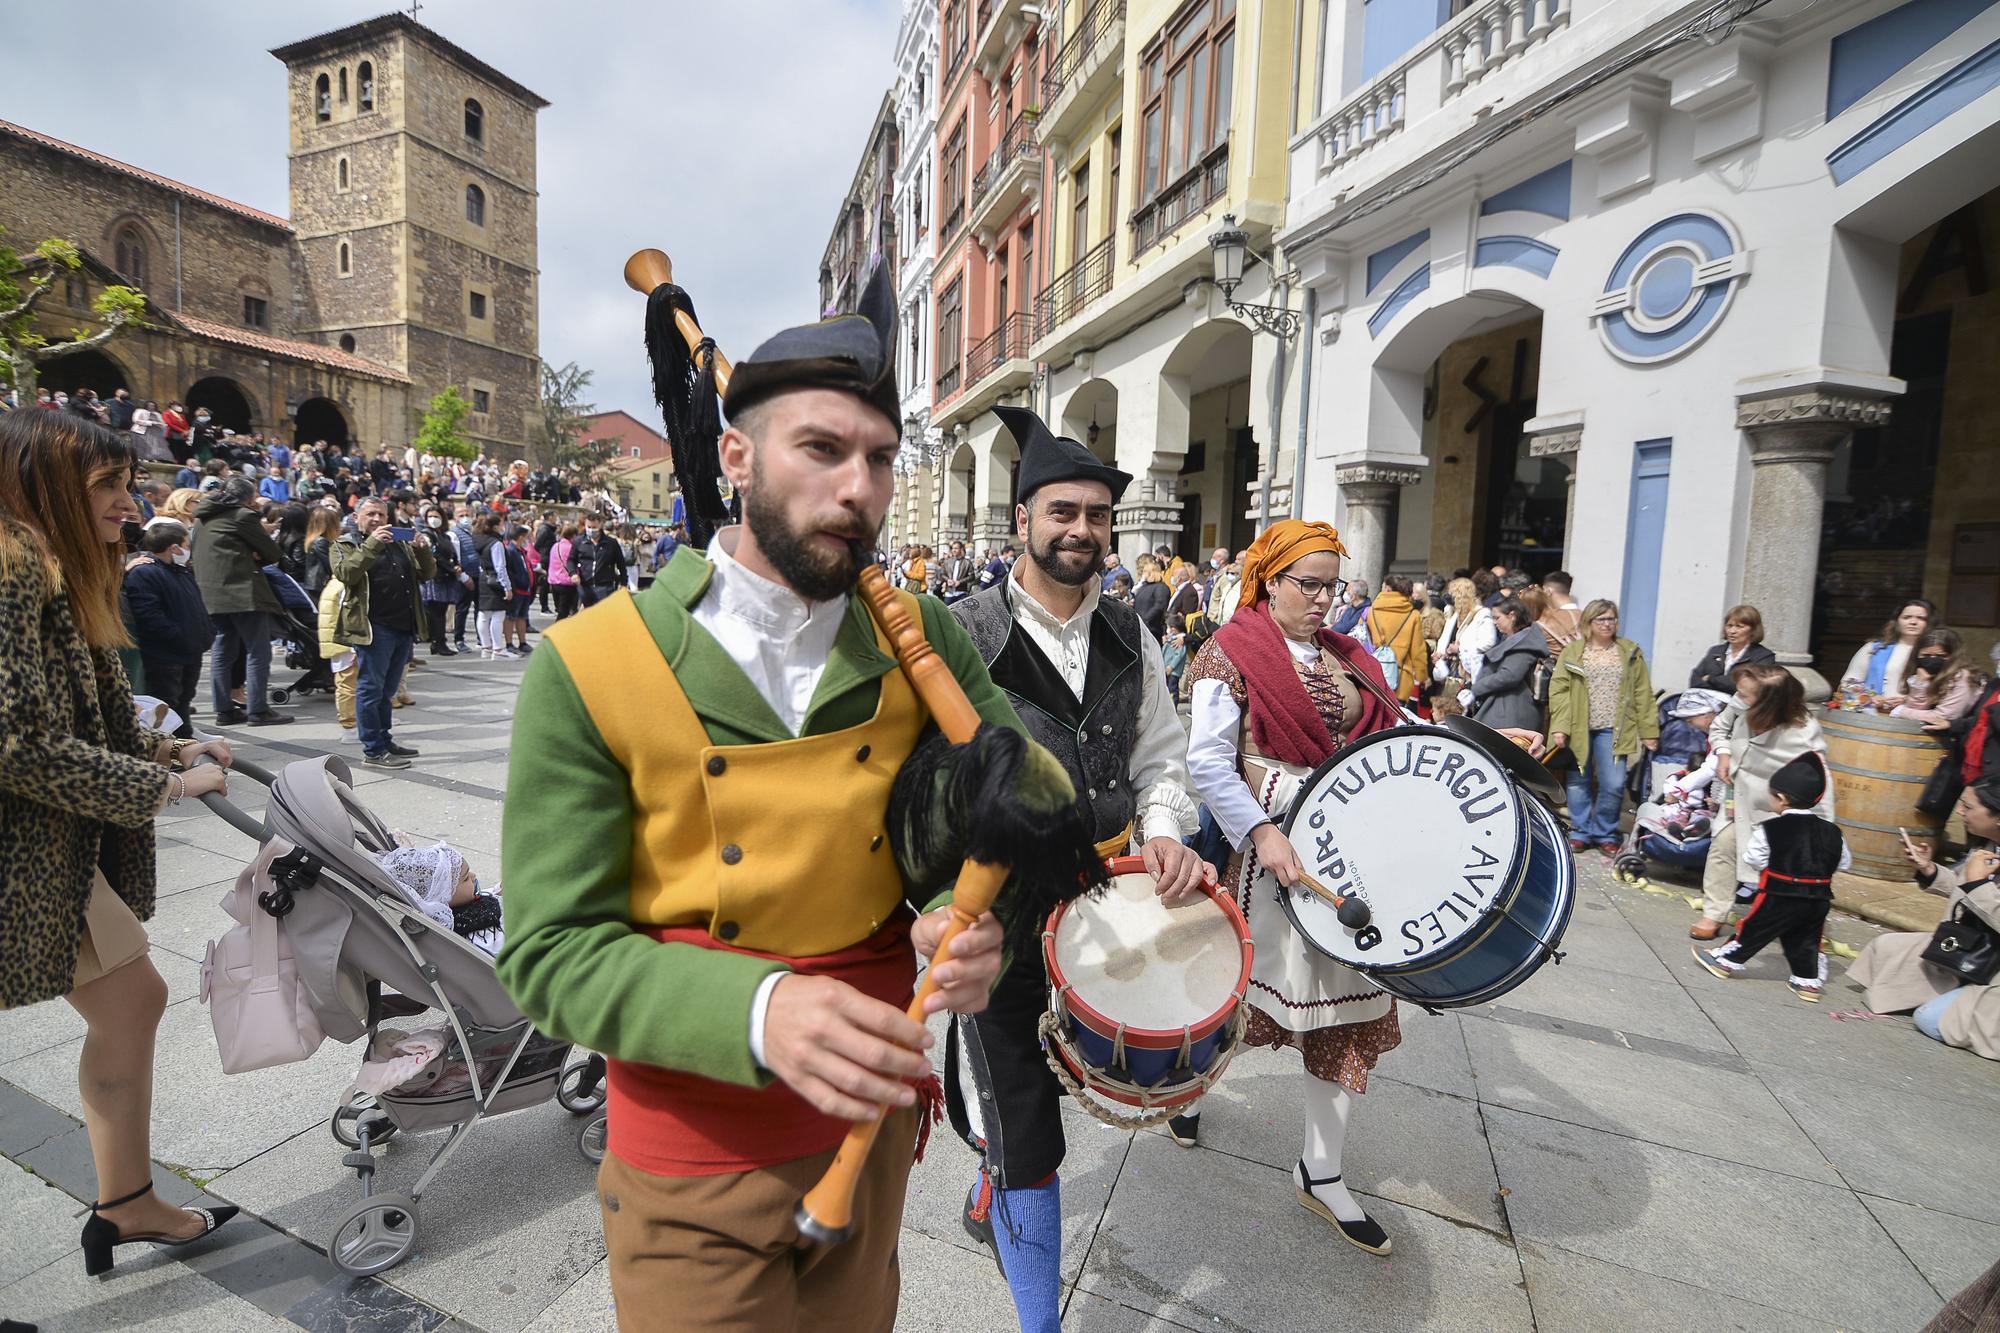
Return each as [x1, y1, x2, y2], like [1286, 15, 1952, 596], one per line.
[497, 270, 1089, 1331]
[947, 405, 1208, 1331]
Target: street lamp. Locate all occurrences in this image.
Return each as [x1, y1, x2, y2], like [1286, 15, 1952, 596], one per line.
[1207, 213, 1301, 341]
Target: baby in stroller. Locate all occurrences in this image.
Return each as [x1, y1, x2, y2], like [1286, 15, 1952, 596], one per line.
[1616, 689, 1730, 876]
[375, 841, 504, 955]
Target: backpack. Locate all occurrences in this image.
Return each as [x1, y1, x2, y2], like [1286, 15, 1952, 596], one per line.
[1367, 608, 1416, 694]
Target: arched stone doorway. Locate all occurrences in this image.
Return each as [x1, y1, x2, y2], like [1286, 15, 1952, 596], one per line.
[294, 396, 350, 450]
[1060, 378, 1119, 465]
[940, 441, 975, 545]
[185, 376, 255, 434]
[39, 348, 129, 401]
[1161, 321, 1255, 561]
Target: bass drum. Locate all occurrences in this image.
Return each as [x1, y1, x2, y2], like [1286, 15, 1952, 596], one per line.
[1278, 724, 1574, 1009]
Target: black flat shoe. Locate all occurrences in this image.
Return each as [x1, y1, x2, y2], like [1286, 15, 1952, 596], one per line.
[211, 709, 249, 726]
[961, 1173, 1003, 1276]
[386, 743, 420, 757]
[1167, 1112, 1200, 1148]
[1295, 1159, 1390, 1256]
[80, 1181, 239, 1278]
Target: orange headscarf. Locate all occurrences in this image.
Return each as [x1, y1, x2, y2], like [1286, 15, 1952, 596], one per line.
[1237, 520, 1348, 608]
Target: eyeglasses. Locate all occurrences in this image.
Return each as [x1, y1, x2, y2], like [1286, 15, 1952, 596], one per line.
[1278, 573, 1347, 603]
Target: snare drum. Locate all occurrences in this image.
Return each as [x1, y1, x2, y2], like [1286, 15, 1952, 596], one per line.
[1041, 857, 1254, 1113]
[1279, 725, 1574, 1009]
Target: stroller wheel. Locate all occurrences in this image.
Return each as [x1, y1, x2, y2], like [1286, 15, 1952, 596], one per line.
[331, 1096, 399, 1150]
[578, 1110, 608, 1164]
[329, 1191, 419, 1277]
[1614, 853, 1646, 880]
[557, 1057, 607, 1114]
[269, 688, 290, 705]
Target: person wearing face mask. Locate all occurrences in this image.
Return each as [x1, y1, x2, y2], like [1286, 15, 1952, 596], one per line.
[188, 408, 219, 464]
[1889, 628, 1985, 727]
[417, 504, 464, 658]
[123, 521, 212, 739]
[570, 513, 627, 608]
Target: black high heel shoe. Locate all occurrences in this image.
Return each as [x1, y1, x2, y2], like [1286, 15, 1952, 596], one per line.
[80, 1181, 239, 1278]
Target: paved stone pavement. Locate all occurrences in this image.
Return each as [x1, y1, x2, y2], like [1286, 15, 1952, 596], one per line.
[2, 639, 1996, 1331]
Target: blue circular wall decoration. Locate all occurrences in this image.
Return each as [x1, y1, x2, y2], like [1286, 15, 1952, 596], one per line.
[1594, 213, 1749, 365]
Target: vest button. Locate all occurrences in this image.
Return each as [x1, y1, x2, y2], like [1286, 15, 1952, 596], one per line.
[870, 834, 884, 851]
[856, 744, 871, 762]
[1101, 724, 1113, 736]
[717, 920, 740, 941]
[720, 843, 743, 865]
[1107, 778, 1118, 789]
[1088, 788, 1098, 800]
[706, 756, 727, 777]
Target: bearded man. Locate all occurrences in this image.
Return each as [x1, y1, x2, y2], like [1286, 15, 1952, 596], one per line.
[945, 405, 1208, 1332]
[498, 274, 1100, 1330]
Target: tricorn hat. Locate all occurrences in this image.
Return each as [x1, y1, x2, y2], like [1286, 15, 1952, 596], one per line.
[993, 405, 1131, 506]
[722, 263, 900, 428]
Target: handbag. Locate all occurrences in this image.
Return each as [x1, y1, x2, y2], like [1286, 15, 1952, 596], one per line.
[1916, 752, 1963, 818]
[1921, 902, 2000, 986]
[203, 841, 326, 1074]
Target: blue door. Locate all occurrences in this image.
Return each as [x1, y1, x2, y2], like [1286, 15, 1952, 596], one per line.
[1620, 439, 1672, 660]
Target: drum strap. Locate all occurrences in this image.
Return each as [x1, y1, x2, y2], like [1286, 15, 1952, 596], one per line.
[1093, 826, 1133, 860]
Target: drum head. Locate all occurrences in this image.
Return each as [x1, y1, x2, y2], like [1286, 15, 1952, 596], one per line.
[1440, 713, 1566, 806]
[1048, 860, 1248, 1035]
[1281, 726, 1529, 973]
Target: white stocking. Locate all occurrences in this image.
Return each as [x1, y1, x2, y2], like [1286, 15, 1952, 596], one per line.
[1299, 1082, 1367, 1223]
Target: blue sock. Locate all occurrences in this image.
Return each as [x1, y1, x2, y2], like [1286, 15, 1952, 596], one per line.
[990, 1175, 1062, 1333]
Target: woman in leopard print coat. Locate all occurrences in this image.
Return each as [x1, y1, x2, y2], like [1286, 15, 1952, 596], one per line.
[0, 411, 242, 1268]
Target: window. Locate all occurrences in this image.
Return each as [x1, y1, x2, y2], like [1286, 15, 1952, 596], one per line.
[937, 276, 963, 380]
[315, 74, 331, 122]
[1136, 0, 1235, 242]
[358, 61, 374, 111]
[940, 118, 967, 235]
[336, 157, 350, 191]
[465, 183, 486, 226]
[1109, 128, 1122, 230]
[464, 98, 484, 142]
[339, 333, 357, 353]
[1071, 162, 1090, 262]
[631, 445, 642, 458]
[996, 245, 1009, 324]
[468, 290, 488, 319]
[242, 295, 268, 329]
[1018, 223, 1033, 315]
[471, 388, 491, 414]
[337, 240, 351, 276]
[338, 67, 349, 104]
[113, 226, 147, 287]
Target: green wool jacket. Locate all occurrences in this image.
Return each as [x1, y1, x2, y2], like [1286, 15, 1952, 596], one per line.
[328, 530, 435, 642]
[496, 547, 1027, 1090]
[1547, 635, 1661, 764]
[190, 494, 283, 616]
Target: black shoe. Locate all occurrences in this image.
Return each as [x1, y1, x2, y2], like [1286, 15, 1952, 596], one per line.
[211, 709, 250, 726]
[1295, 1159, 1390, 1256]
[386, 743, 420, 757]
[245, 712, 293, 727]
[961, 1175, 1003, 1276]
[80, 1181, 239, 1278]
[3, 1318, 37, 1332]
[1167, 1112, 1200, 1148]
[430, 644, 456, 657]
[362, 753, 411, 770]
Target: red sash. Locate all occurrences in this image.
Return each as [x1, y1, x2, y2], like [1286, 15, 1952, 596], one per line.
[605, 916, 917, 1177]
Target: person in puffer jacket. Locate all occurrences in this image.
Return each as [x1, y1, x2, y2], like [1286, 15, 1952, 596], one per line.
[317, 568, 367, 730]
[122, 521, 212, 738]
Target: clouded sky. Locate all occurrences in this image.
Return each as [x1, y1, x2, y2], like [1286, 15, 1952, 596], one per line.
[2, 0, 901, 422]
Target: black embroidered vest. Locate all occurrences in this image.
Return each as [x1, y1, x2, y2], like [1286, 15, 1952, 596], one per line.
[953, 582, 1144, 845]
[1758, 813, 1844, 898]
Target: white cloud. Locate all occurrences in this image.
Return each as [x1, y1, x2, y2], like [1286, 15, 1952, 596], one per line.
[0, 0, 901, 425]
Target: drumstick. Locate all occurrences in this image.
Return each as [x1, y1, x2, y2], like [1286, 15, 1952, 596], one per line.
[1293, 868, 1372, 929]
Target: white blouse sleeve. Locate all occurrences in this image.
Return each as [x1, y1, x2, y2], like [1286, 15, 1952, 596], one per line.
[1187, 678, 1271, 852]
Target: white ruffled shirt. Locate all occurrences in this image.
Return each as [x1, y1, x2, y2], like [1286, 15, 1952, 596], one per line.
[1186, 634, 1326, 850]
[692, 528, 852, 1069]
[1004, 564, 1198, 846]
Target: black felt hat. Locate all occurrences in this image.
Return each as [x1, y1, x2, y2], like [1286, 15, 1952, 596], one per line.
[994, 405, 1131, 506]
[722, 263, 901, 429]
[1768, 751, 1828, 808]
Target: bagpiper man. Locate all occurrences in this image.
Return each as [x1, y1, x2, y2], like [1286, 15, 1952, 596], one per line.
[497, 268, 1100, 1331]
[945, 406, 1209, 1333]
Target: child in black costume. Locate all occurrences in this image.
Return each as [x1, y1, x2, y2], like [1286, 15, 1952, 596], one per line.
[1694, 751, 1850, 1001]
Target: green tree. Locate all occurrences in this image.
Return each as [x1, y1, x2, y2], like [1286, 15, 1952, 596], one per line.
[0, 231, 147, 397]
[414, 385, 476, 462]
[536, 358, 623, 494]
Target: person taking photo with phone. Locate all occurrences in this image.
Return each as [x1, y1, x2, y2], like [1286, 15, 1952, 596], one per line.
[330, 496, 434, 769]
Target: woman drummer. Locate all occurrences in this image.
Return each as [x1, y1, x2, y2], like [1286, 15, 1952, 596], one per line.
[1184, 519, 1403, 1255]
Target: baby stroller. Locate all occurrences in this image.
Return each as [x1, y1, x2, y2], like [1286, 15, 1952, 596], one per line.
[1612, 689, 1726, 880]
[198, 753, 607, 1277]
[262, 565, 333, 704]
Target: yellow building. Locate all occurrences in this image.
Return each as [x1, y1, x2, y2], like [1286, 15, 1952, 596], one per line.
[609, 455, 677, 525]
[932, 0, 1315, 560]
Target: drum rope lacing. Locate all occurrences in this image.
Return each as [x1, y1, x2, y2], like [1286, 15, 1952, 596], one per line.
[1035, 1005, 1249, 1130]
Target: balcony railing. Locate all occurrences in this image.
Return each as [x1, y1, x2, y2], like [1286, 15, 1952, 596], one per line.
[966, 311, 1034, 384]
[1131, 143, 1228, 253]
[1036, 236, 1114, 339]
[936, 359, 962, 400]
[1312, 0, 1570, 178]
[972, 111, 1038, 210]
[1043, 0, 1124, 107]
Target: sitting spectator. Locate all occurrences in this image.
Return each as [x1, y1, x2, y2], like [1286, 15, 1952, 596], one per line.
[1464, 595, 1548, 732]
[122, 521, 211, 738]
[1890, 628, 1987, 727]
[1851, 781, 2000, 1060]
[1842, 598, 1934, 704]
[258, 468, 291, 504]
[1688, 604, 1777, 694]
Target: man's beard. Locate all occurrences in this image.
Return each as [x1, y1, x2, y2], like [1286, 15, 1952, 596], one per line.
[742, 465, 870, 601]
[1027, 518, 1102, 588]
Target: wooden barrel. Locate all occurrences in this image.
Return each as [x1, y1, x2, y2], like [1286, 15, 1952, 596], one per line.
[1820, 708, 1947, 879]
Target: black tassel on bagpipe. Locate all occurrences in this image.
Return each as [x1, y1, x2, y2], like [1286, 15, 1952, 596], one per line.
[644, 283, 732, 548]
